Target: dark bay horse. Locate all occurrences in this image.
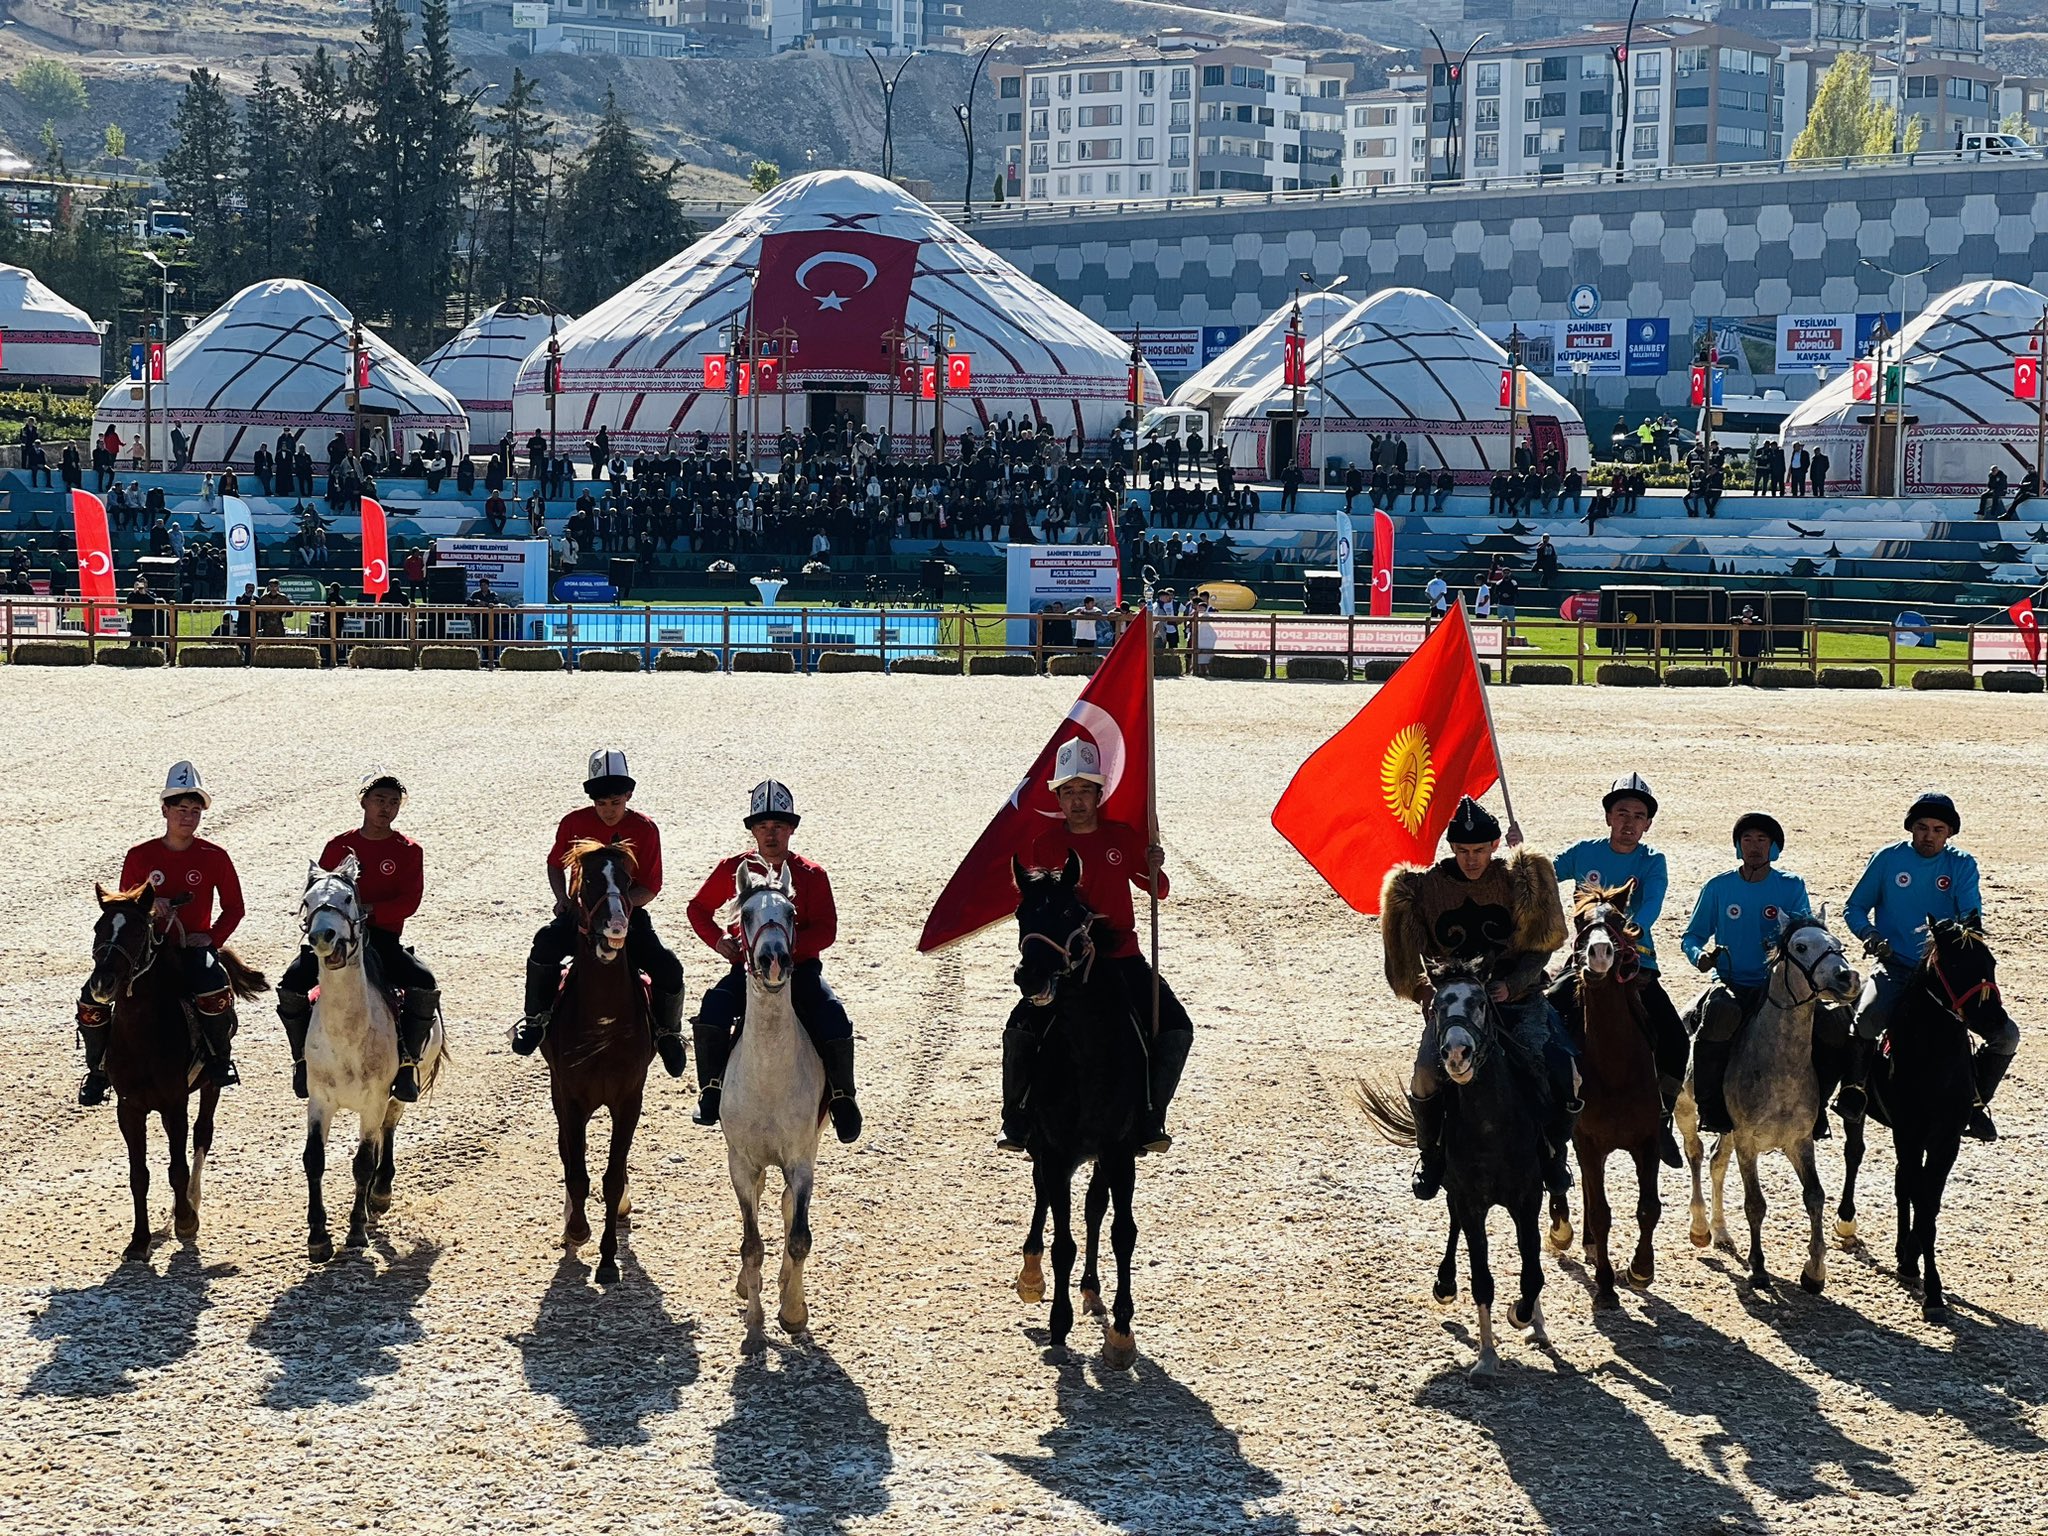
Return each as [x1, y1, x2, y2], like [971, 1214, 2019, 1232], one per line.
[1009, 854, 1149, 1368]
[86, 883, 268, 1261]
[1360, 959, 1548, 1377]
[1837, 919, 2001, 1320]
[1549, 884, 1663, 1308]
[540, 840, 656, 1287]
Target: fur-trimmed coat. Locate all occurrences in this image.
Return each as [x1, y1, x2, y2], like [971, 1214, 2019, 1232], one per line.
[1381, 850, 1567, 1003]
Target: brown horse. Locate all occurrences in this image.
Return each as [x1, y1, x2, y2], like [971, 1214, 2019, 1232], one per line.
[85, 883, 268, 1261]
[1547, 883, 1663, 1308]
[540, 840, 655, 1286]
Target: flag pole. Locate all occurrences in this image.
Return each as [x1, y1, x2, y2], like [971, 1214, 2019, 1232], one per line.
[1141, 563, 1162, 1047]
[1459, 596, 1523, 847]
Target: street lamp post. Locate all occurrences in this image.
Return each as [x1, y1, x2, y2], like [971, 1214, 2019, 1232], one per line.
[1425, 28, 1489, 182]
[1859, 256, 1937, 494]
[1612, 0, 1643, 179]
[1504, 324, 1525, 472]
[865, 48, 920, 183]
[141, 251, 174, 471]
[1306, 273, 1349, 484]
[957, 33, 1007, 216]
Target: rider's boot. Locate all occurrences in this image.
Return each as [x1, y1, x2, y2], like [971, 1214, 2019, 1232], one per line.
[195, 990, 240, 1089]
[650, 987, 688, 1080]
[77, 1001, 112, 1107]
[511, 961, 557, 1056]
[1409, 1091, 1446, 1200]
[997, 1025, 1037, 1153]
[691, 1015, 731, 1127]
[1965, 1049, 2013, 1141]
[391, 987, 438, 1103]
[1692, 1037, 1734, 1135]
[277, 989, 312, 1099]
[819, 1037, 862, 1144]
[1657, 1072, 1684, 1169]
[1832, 1032, 1873, 1122]
[1138, 1027, 1192, 1155]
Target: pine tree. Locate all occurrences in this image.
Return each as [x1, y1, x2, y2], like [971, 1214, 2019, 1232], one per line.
[160, 68, 241, 305]
[1789, 53, 1899, 160]
[411, 0, 475, 331]
[292, 48, 359, 303]
[553, 90, 695, 312]
[481, 69, 553, 307]
[349, 0, 427, 327]
[240, 62, 304, 282]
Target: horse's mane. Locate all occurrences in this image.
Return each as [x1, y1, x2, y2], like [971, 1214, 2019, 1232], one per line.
[1918, 918, 1987, 966]
[1573, 881, 1642, 939]
[1425, 956, 1489, 988]
[1765, 911, 1828, 961]
[103, 880, 153, 908]
[716, 855, 790, 929]
[562, 837, 636, 896]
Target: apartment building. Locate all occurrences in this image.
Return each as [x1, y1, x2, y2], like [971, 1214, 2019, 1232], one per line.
[1342, 68, 1433, 189]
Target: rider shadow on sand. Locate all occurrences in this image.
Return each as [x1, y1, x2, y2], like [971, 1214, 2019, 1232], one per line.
[711, 1342, 893, 1536]
[247, 1238, 441, 1410]
[25, 1245, 236, 1400]
[512, 1251, 699, 1447]
[998, 1353, 1300, 1536]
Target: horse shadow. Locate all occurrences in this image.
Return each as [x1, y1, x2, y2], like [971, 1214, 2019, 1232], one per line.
[24, 1245, 235, 1399]
[511, 1251, 699, 1448]
[710, 1341, 893, 1535]
[998, 1350, 1299, 1536]
[246, 1238, 441, 1410]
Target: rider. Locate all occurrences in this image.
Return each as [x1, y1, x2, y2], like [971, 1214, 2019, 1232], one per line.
[1384, 795, 1574, 1199]
[77, 761, 246, 1105]
[512, 748, 687, 1078]
[685, 780, 861, 1144]
[1679, 812, 1812, 1134]
[1000, 738, 1193, 1156]
[1552, 772, 1687, 1167]
[275, 771, 440, 1103]
[1839, 791, 2017, 1140]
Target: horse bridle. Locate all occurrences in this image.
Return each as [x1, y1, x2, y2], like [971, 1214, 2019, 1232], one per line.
[1430, 976, 1498, 1074]
[1765, 920, 1840, 1011]
[302, 875, 365, 964]
[1020, 897, 1099, 984]
[573, 852, 631, 950]
[93, 902, 169, 997]
[1578, 907, 1642, 983]
[1924, 946, 1999, 1021]
[737, 881, 796, 979]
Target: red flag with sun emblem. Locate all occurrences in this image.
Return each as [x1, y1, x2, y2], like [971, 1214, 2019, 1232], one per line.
[1271, 600, 1499, 915]
[918, 610, 1153, 952]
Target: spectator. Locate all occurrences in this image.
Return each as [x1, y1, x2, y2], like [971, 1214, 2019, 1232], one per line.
[170, 425, 193, 472]
[404, 546, 427, 603]
[1279, 460, 1302, 514]
[1072, 594, 1104, 654]
[1980, 467, 2010, 519]
[60, 443, 81, 491]
[1425, 570, 1448, 616]
[1494, 569, 1520, 639]
[1343, 462, 1363, 512]
[1809, 448, 1831, 498]
[1787, 442, 1810, 496]
[2011, 469, 2040, 517]
[1433, 468, 1454, 514]
[1039, 599, 1074, 655]
[1562, 465, 1583, 518]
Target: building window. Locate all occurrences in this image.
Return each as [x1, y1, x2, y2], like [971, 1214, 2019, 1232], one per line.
[1580, 90, 1609, 116]
[1077, 70, 1121, 93]
[1234, 104, 1253, 123]
[1139, 70, 1154, 94]
[1056, 142, 1070, 163]
[1172, 69, 1190, 96]
[1525, 98, 1543, 123]
[1474, 132, 1499, 163]
[1203, 65, 1223, 87]
[1524, 132, 1543, 156]
[1525, 62, 1542, 87]
[1258, 106, 1275, 126]
[1006, 113, 1021, 132]
[1029, 177, 1046, 198]
[1634, 89, 1661, 122]
[1170, 135, 1189, 162]
[1137, 172, 1153, 191]
[1137, 136, 1154, 158]
[1476, 62, 1500, 94]
[1056, 175, 1070, 195]
[1542, 128, 1565, 153]
[1000, 76, 1020, 98]
[1476, 98, 1500, 126]
[1105, 173, 1121, 193]
[1170, 170, 1188, 193]
[1284, 111, 1300, 129]
[1410, 136, 1426, 159]
[1078, 105, 1122, 127]
[1542, 56, 1567, 81]
[1634, 124, 1660, 155]
[1170, 102, 1190, 129]
[1580, 125, 1610, 151]
[1673, 122, 1707, 145]
[1284, 143, 1300, 162]
[1057, 108, 1071, 130]
[1676, 86, 1708, 109]
[1636, 52, 1662, 85]
[1138, 102, 1155, 124]
[1078, 173, 1093, 193]
[1030, 110, 1048, 135]
[1677, 47, 1707, 73]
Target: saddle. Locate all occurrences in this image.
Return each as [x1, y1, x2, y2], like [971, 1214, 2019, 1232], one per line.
[553, 959, 651, 1011]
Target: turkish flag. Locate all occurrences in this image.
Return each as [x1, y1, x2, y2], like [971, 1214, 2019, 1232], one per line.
[147, 341, 165, 382]
[1689, 365, 1708, 408]
[1283, 329, 1306, 388]
[703, 354, 729, 392]
[355, 347, 372, 391]
[919, 611, 1153, 952]
[2012, 594, 2042, 664]
[1271, 601, 1500, 915]
[948, 353, 972, 392]
[735, 360, 752, 398]
[898, 363, 917, 395]
[1370, 509, 1395, 618]
[920, 365, 937, 401]
[2017, 357, 2040, 401]
[752, 229, 920, 378]
[757, 358, 780, 394]
[70, 489, 122, 634]
[360, 495, 390, 599]
[1852, 359, 1876, 403]
[1127, 365, 1141, 404]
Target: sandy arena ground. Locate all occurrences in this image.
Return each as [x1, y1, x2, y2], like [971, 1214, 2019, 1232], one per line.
[1, 670, 2044, 1535]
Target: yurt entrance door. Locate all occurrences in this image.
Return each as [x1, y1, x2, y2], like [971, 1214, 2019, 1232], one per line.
[809, 389, 868, 437]
[1267, 415, 1299, 478]
[1865, 415, 1907, 494]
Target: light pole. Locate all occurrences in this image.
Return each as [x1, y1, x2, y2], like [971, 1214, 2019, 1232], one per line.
[865, 48, 920, 183]
[1890, 2, 1920, 155]
[1859, 256, 1937, 494]
[1425, 28, 1488, 182]
[1612, 0, 1642, 179]
[1308, 273, 1349, 484]
[141, 250, 174, 471]
[957, 32, 1006, 216]
[1571, 357, 1591, 416]
[1503, 323, 1525, 472]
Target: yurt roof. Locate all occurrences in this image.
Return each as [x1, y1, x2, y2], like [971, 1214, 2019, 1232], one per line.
[421, 299, 566, 411]
[1170, 290, 1355, 413]
[0, 261, 103, 384]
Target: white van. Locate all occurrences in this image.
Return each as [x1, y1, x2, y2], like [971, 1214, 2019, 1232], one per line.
[1956, 131, 2042, 158]
[1138, 405, 1210, 448]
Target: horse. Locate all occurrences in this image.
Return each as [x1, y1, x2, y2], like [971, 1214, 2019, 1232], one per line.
[541, 839, 654, 1287]
[298, 856, 448, 1263]
[1009, 853, 1148, 1369]
[85, 883, 268, 1262]
[1360, 959, 1549, 1378]
[1548, 883, 1663, 1309]
[1836, 919, 2001, 1319]
[1676, 911, 1860, 1295]
[720, 858, 829, 1354]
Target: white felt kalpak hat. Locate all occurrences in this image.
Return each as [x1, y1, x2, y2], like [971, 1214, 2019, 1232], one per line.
[746, 778, 800, 828]
[161, 760, 211, 809]
[1047, 738, 1105, 791]
[583, 747, 635, 796]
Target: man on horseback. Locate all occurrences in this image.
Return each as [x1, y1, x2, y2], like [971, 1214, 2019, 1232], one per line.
[1552, 773, 1687, 1166]
[686, 780, 861, 1143]
[1839, 791, 2018, 1140]
[999, 739, 1193, 1156]
[1679, 812, 1812, 1134]
[77, 762, 246, 1105]
[1385, 796, 1575, 1199]
[513, 749, 688, 1077]
[276, 772, 441, 1103]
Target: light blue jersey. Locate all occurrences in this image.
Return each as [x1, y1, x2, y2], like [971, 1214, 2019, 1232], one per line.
[1681, 868, 1813, 987]
[1554, 838, 1669, 971]
[1845, 841, 1982, 961]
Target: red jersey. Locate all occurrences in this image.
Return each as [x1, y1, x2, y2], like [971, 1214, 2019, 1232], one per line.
[1028, 820, 1167, 959]
[550, 806, 663, 898]
[688, 852, 837, 963]
[320, 830, 423, 938]
[119, 836, 245, 947]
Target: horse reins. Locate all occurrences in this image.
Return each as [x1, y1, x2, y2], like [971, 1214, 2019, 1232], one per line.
[93, 905, 168, 997]
[1925, 949, 1998, 1020]
[1022, 912, 1098, 984]
[302, 877, 364, 963]
[1765, 922, 1839, 1012]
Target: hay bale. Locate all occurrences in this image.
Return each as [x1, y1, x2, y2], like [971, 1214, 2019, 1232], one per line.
[1361, 657, 1402, 682]
[1664, 665, 1731, 688]
[577, 649, 642, 673]
[732, 649, 796, 674]
[967, 654, 1039, 677]
[1819, 666, 1885, 689]
[653, 648, 719, 673]
[1511, 662, 1575, 685]
[94, 645, 166, 668]
[1286, 655, 1349, 682]
[1047, 652, 1104, 677]
[501, 647, 566, 672]
[253, 644, 321, 669]
[420, 644, 482, 671]
[177, 643, 245, 668]
[1981, 669, 2044, 694]
[1910, 667, 1974, 691]
[12, 640, 93, 666]
[892, 655, 961, 676]
[1206, 654, 1268, 680]
[347, 644, 416, 671]
[817, 651, 885, 674]
[1154, 652, 1185, 679]
[1595, 662, 1661, 687]
[1751, 665, 1816, 689]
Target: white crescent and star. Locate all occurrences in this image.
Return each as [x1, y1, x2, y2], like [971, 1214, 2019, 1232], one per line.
[794, 251, 878, 312]
[368, 558, 389, 585]
[84, 550, 111, 577]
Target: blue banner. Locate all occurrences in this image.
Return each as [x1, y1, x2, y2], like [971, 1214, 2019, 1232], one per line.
[222, 496, 258, 601]
[1202, 325, 1243, 362]
[1624, 317, 1670, 375]
[128, 343, 144, 382]
[1334, 509, 1356, 619]
[1854, 311, 1905, 353]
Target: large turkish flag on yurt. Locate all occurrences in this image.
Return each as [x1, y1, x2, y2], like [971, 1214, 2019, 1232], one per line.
[919, 611, 1154, 952]
[751, 229, 920, 378]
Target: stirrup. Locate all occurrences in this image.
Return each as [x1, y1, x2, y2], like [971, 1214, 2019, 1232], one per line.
[1964, 1104, 1997, 1142]
[995, 1132, 1030, 1155]
[391, 1061, 421, 1103]
[509, 1015, 548, 1056]
[207, 1057, 240, 1089]
[78, 1069, 111, 1108]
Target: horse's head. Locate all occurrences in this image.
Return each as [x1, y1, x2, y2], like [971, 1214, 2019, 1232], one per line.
[734, 858, 797, 991]
[1427, 959, 1494, 1085]
[1918, 918, 2000, 1026]
[1012, 851, 1094, 1008]
[1772, 907, 1860, 1007]
[1573, 881, 1641, 981]
[564, 839, 635, 964]
[301, 855, 365, 969]
[88, 881, 174, 1004]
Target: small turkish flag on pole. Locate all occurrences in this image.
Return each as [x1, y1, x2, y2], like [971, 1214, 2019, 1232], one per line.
[2017, 357, 2039, 401]
[920, 365, 937, 401]
[2011, 593, 2043, 665]
[1689, 365, 1708, 408]
[1852, 358, 1876, 402]
[947, 352, 972, 392]
[70, 489, 122, 634]
[1284, 329, 1306, 388]
[703, 354, 729, 392]
[1370, 509, 1396, 618]
[356, 347, 372, 391]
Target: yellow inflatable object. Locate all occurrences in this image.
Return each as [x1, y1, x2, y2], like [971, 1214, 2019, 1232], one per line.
[1198, 582, 1257, 611]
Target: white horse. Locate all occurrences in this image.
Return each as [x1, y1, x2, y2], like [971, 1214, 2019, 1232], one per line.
[299, 857, 446, 1262]
[719, 860, 827, 1354]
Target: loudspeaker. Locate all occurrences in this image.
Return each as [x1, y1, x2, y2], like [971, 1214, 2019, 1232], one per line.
[919, 558, 947, 602]
[427, 564, 469, 603]
[1668, 586, 1729, 653]
[135, 555, 183, 603]
[1597, 585, 1667, 650]
[1302, 568, 1342, 615]
[608, 557, 636, 600]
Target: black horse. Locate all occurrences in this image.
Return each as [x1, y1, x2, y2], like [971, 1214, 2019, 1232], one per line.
[1008, 853, 1150, 1369]
[1837, 919, 2002, 1320]
[1360, 959, 1549, 1378]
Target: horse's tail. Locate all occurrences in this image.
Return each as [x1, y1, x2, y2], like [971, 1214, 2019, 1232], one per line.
[1355, 1076, 1419, 1148]
[216, 947, 269, 1000]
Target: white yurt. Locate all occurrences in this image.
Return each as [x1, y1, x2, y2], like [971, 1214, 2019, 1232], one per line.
[1220, 287, 1589, 484]
[1776, 279, 2048, 496]
[511, 170, 1159, 455]
[1169, 290, 1355, 422]
[0, 262, 103, 387]
[90, 279, 467, 470]
[420, 298, 567, 449]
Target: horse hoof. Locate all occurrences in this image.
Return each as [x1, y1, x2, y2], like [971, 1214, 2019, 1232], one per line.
[779, 1310, 809, 1337]
[1799, 1269, 1825, 1296]
[173, 1214, 199, 1241]
[617, 1194, 633, 1221]
[1689, 1225, 1711, 1250]
[1713, 1232, 1739, 1257]
[1080, 1287, 1105, 1318]
[308, 1237, 334, 1264]
[1627, 1266, 1654, 1289]
[1469, 1351, 1499, 1380]
[122, 1237, 150, 1263]
[345, 1229, 368, 1251]
[1748, 1274, 1773, 1295]
[1922, 1297, 1948, 1323]
[741, 1332, 766, 1357]
[1834, 1217, 1858, 1241]
[1015, 1279, 1045, 1304]
[1896, 1262, 1920, 1290]
[564, 1219, 591, 1250]
[1015, 1256, 1045, 1304]
[1593, 1288, 1620, 1311]
[1431, 1282, 1458, 1307]
[1102, 1328, 1137, 1371]
[595, 1258, 620, 1287]
[1545, 1222, 1572, 1254]
[368, 1190, 393, 1215]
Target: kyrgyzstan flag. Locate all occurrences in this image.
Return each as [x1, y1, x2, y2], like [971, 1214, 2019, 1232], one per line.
[919, 610, 1153, 951]
[2012, 592, 2042, 664]
[1272, 600, 1500, 915]
[360, 495, 390, 599]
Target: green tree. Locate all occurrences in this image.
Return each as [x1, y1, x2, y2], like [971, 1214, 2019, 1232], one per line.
[552, 89, 694, 312]
[748, 159, 781, 192]
[13, 59, 87, 120]
[411, 0, 474, 331]
[240, 62, 304, 281]
[1789, 53, 1898, 159]
[481, 69, 553, 305]
[291, 49, 359, 301]
[161, 68, 241, 303]
[103, 123, 127, 163]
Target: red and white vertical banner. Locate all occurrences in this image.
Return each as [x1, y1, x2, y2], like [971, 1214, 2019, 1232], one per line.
[2015, 356, 2039, 401]
[1370, 508, 1396, 617]
[70, 489, 122, 633]
[360, 495, 390, 600]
